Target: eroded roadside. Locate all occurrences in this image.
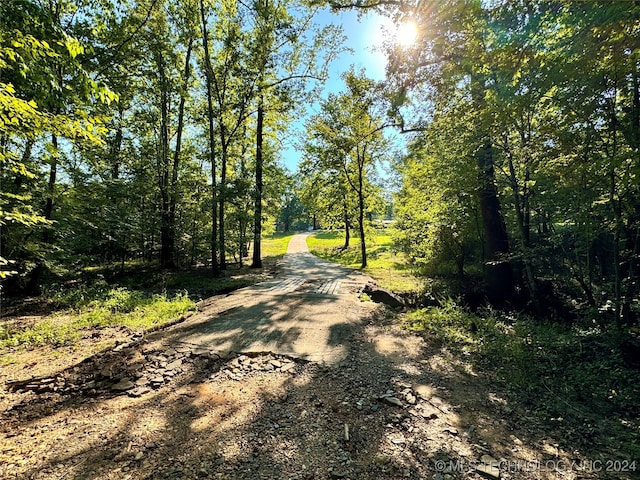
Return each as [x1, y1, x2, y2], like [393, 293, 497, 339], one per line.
[1, 236, 632, 480]
[1, 304, 618, 480]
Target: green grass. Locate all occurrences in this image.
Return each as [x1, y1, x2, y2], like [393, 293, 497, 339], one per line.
[403, 298, 480, 349]
[72, 289, 195, 330]
[1, 319, 79, 349]
[259, 231, 298, 259]
[403, 300, 640, 460]
[306, 230, 423, 294]
[1, 289, 196, 349]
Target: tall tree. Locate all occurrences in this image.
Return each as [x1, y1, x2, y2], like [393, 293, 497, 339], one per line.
[299, 157, 356, 248]
[199, 0, 220, 276]
[305, 71, 388, 268]
[330, 0, 640, 315]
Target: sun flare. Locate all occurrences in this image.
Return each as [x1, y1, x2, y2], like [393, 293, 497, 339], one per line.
[396, 21, 418, 47]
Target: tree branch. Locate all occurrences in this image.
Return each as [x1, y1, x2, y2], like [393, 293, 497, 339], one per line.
[263, 74, 324, 90]
[95, 0, 160, 77]
[327, 0, 403, 10]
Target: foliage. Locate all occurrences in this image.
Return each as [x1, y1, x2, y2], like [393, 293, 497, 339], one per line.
[334, 0, 640, 321]
[393, 124, 480, 277]
[0, 0, 339, 291]
[403, 300, 640, 458]
[403, 298, 480, 348]
[0, 0, 110, 280]
[277, 179, 309, 232]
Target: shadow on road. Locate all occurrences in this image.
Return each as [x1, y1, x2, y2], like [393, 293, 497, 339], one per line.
[3, 309, 628, 480]
[2, 235, 633, 479]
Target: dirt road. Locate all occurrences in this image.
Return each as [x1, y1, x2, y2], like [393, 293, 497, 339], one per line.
[1, 234, 615, 480]
[165, 233, 375, 364]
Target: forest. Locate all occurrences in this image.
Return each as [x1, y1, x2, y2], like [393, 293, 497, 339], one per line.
[304, 0, 640, 330]
[1, 0, 640, 329]
[1, 0, 344, 294]
[0, 0, 640, 327]
[1, 0, 640, 477]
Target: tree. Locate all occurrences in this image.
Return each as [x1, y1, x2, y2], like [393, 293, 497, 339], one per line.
[0, 0, 110, 289]
[330, 0, 640, 316]
[242, 0, 343, 268]
[199, 0, 321, 270]
[299, 156, 357, 248]
[305, 70, 389, 268]
[277, 176, 308, 232]
[394, 118, 480, 278]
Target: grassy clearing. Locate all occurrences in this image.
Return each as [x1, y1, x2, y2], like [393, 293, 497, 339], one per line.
[258, 231, 297, 259]
[403, 301, 640, 459]
[306, 230, 423, 294]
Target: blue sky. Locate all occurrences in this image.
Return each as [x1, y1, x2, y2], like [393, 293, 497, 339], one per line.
[281, 7, 394, 172]
[319, 8, 391, 86]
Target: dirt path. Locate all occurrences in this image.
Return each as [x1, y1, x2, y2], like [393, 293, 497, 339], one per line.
[167, 233, 375, 364]
[0, 235, 625, 480]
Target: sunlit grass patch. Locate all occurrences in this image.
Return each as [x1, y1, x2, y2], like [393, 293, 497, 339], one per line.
[73, 289, 195, 330]
[403, 298, 480, 348]
[306, 229, 423, 294]
[259, 231, 298, 259]
[306, 231, 346, 251]
[0, 317, 80, 348]
[1, 289, 196, 349]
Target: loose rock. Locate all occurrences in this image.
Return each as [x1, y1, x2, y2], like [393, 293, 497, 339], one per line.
[380, 396, 403, 408]
[111, 379, 135, 392]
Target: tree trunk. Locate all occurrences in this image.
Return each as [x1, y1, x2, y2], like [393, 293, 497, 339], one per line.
[25, 135, 58, 294]
[219, 137, 227, 270]
[357, 151, 367, 268]
[621, 67, 640, 324]
[477, 139, 514, 304]
[358, 191, 366, 268]
[472, 73, 513, 304]
[43, 135, 58, 244]
[239, 214, 244, 268]
[251, 97, 264, 268]
[154, 46, 173, 270]
[107, 109, 123, 263]
[505, 143, 537, 305]
[200, 0, 220, 277]
[166, 37, 193, 269]
[342, 195, 350, 249]
[604, 75, 624, 327]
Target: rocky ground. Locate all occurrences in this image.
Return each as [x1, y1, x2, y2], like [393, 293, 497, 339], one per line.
[0, 305, 632, 480]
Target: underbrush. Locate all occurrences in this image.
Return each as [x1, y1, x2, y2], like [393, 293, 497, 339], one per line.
[403, 300, 640, 459]
[65, 271, 257, 301]
[0, 288, 195, 348]
[0, 233, 293, 351]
